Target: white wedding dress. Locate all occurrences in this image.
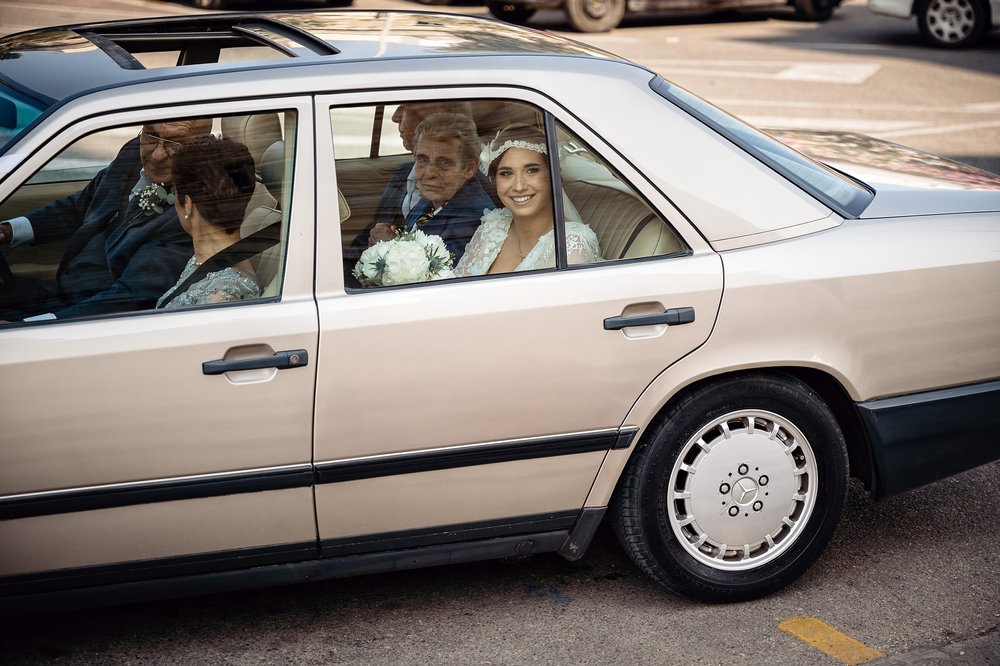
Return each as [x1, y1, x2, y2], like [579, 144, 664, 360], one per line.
[456, 207, 602, 277]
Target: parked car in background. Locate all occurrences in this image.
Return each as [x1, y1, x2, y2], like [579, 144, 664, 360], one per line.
[1, 10, 998, 615]
[869, 0, 999, 47]
[488, 0, 841, 32]
[190, 0, 352, 8]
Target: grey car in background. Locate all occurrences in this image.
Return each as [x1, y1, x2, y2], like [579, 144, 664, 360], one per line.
[869, 0, 1000, 47]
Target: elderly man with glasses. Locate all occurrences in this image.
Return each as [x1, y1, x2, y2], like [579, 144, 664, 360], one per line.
[0, 118, 212, 321]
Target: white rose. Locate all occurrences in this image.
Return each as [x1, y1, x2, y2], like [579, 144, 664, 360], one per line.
[421, 232, 449, 259]
[382, 241, 429, 285]
[431, 267, 456, 281]
[357, 242, 390, 282]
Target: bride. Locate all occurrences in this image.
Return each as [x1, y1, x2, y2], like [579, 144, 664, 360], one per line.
[455, 125, 602, 277]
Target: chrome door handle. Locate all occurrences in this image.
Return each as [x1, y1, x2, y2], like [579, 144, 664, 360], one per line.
[202, 349, 308, 375]
[603, 307, 695, 331]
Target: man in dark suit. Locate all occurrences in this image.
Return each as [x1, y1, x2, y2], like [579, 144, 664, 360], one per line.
[0, 118, 212, 321]
[347, 101, 484, 263]
[374, 112, 493, 262]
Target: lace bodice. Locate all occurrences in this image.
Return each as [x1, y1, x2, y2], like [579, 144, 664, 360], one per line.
[157, 256, 260, 309]
[455, 208, 602, 277]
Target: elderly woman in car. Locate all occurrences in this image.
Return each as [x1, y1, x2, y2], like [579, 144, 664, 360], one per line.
[156, 135, 260, 309]
[366, 112, 493, 261]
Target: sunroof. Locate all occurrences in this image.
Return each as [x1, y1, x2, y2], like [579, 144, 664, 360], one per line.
[81, 16, 339, 70]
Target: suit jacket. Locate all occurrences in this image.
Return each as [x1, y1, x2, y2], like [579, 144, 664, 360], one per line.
[347, 161, 413, 261]
[348, 163, 497, 262]
[406, 176, 495, 262]
[373, 161, 413, 231]
[26, 138, 192, 319]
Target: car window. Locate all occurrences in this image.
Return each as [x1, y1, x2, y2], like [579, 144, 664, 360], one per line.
[0, 81, 49, 154]
[555, 122, 687, 264]
[0, 110, 294, 324]
[332, 98, 685, 290]
[24, 128, 135, 185]
[331, 105, 409, 160]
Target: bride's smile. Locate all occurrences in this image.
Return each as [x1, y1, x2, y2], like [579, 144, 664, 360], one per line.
[496, 147, 551, 224]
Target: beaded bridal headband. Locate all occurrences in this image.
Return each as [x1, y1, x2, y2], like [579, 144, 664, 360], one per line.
[479, 133, 548, 176]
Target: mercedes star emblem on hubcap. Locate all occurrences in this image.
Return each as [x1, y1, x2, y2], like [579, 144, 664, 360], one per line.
[732, 477, 758, 505]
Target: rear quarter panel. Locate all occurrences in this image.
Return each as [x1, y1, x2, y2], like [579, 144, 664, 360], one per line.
[587, 212, 1000, 505]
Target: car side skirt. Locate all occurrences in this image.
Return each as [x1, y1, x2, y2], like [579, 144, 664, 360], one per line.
[0, 512, 588, 617]
[857, 379, 1000, 498]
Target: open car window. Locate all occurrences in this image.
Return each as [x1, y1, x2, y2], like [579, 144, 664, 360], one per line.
[331, 97, 687, 290]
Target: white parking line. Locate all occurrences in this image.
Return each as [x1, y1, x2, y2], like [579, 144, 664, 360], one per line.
[748, 116, 1000, 139]
[713, 99, 1000, 114]
[774, 63, 881, 84]
[877, 119, 1000, 139]
[966, 102, 1000, 112]
[645, 59, 881, 84]
[748, 116, 927, 132]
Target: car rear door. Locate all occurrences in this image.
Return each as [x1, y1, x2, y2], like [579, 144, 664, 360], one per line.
[310, 89, 724, 555]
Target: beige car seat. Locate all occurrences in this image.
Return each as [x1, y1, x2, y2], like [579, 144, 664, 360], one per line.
[564, 180, 682, 260]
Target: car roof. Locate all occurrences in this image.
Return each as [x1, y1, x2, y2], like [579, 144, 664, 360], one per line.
[0, 10, 621, 105]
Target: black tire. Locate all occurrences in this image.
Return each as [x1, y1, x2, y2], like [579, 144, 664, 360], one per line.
[326, 0, 355, 6]
[487, 1, 537, 24]
[565, 0, 625, 32]
[794, 0, 837, 20]
[612, 373, 849, 602]
[917, 0, 988, 48]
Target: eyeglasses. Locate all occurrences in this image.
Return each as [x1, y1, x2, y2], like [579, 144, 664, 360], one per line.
[415, 155, 461, 174]
[139, 131, 187, 156]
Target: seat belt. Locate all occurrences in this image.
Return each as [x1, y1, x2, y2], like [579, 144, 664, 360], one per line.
[158, 220, 281, 308]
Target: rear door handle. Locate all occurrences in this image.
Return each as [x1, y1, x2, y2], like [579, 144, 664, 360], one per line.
[603, 307, 695, 331]
[202, 349, 309, 375]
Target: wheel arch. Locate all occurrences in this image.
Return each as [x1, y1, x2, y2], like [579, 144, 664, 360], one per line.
[586, 365, 877, 510]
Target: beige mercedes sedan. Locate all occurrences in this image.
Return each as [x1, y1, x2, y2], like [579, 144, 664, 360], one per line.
[0, 10, 997, 615]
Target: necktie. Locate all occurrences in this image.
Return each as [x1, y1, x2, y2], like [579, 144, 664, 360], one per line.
[406, 203, 433, 230]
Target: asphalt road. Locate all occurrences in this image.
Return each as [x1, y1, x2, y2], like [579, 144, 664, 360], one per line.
[0, 1, 998, 663]
[1, 468, 998, 664]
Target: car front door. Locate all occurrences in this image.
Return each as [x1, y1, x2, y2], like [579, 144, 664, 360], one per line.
[0, 100, 319, 594]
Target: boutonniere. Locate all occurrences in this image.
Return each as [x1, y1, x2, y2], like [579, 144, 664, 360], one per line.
[134, 183, 176, 217]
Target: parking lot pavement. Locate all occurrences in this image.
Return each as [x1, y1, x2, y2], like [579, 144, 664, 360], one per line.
[876, 627, 1000, 665]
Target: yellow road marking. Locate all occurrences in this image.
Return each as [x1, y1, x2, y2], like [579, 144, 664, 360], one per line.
[779, 616, 885, 665]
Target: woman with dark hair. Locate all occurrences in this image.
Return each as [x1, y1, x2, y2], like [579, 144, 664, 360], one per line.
[157, 135, 260, 309]
[456, 124, 601, 277]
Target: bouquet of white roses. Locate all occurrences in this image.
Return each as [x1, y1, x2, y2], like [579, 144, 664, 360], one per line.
[353, 228, 456, 287]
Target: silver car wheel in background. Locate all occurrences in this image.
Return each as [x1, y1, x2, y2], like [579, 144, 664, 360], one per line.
[667, 410, 818, 571]
[926, 0, 976, 42]
[917, 0, 987, 47]
[564, 0, 626, 32]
